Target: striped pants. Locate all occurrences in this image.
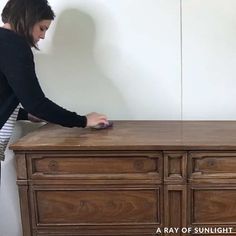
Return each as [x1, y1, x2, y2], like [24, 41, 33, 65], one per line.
[0, 105, 20, 161]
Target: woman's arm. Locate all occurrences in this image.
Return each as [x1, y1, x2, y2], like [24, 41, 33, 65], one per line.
[0, 35, 88, 128]
[17, 108, 45, 122]
[17, 108, 28, 120]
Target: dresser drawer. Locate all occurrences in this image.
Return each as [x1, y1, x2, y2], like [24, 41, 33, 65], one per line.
[31, 186, 162, 227]
[189, 152, 236, 181]
[27, 151, 162, 181]
[189, 186, 236, 226]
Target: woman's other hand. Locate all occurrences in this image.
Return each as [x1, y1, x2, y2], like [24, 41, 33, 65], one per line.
[28, 113, 45, 123]
[86, 112, 108, 128]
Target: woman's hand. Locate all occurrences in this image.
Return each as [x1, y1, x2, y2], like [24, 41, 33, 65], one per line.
[28, 113, 45, 123]
[86, 112, 108, 128]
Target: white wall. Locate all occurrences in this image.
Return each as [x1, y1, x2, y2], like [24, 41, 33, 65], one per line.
[182, 0, 236, 119]
[34, 0, 181, 119]
[1, 0, 236, 235]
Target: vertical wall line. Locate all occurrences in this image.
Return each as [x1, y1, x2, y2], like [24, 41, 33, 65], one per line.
[180, 0, 183, 120]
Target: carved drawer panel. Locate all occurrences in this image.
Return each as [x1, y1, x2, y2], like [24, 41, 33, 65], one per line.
[189, 152, 236, 180]
[28, 151, 162, 180]
[31, 187, 161, 226]
[189, 186, 236, 224]
[164, 151, 187, 184]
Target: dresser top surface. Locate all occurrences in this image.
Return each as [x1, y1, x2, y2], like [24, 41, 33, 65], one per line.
[10, 121, 236, 151]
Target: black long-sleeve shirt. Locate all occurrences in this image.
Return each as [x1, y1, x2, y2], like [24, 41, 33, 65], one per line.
[0, 27, 87, 129]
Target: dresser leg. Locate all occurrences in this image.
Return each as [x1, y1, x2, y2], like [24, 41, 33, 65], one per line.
[164, 185, 188, 236]
[18, 184, 32, 236]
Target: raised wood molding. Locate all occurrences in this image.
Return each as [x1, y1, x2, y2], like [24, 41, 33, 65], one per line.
[18, 185, 32, 236]
[15, 153, 27, 179]
[164, 151, 187, 184]
[164, 185, 187, 236]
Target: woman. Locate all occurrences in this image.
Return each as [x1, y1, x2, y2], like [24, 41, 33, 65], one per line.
[0, 0, 109, 160]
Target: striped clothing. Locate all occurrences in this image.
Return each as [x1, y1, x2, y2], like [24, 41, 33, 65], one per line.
[0, 105, 20, 161]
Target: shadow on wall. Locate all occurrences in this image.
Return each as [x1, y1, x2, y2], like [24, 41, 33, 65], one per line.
[35, 8, 129, 119]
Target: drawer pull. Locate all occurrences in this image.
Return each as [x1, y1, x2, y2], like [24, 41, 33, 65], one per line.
[107, 200, 116, 208]
[207, 160, 215, 167]
[48, 160, 58, 171]
[134, 160, 144, 171]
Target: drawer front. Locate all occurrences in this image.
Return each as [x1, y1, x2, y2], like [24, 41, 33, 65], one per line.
[189, 186, 236, 225]
[189, 152, 236, 181]
[31, 187, 162, 226]
[28, 151, 162, 180]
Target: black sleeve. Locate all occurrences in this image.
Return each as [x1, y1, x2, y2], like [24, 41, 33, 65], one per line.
[0, 38, 87, 128]
[17, 108, 28, 120]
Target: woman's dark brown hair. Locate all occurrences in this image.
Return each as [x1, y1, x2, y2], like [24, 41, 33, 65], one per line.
[1, 0, 55, 49]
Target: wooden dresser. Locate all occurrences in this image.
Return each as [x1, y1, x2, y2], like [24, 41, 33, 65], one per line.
[10, 121, 236, 236]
